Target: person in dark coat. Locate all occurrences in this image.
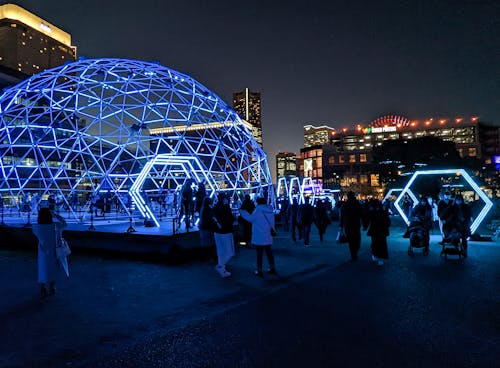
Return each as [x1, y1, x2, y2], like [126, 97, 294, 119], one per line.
[212, 193, 235, 277]
[437, 191, 453, 244]
[195, 180, 207, 215]
[287, 197, 300, 242]
[279, 198, 290, 231]
[340, 191, 364, 261]
[199, 197, 214, 247]
[238, 194, 255, 246]
[409, 196, 433, 247]
[364, 199, 391, 265]
[442, 194, 472, 257]
[314, 199, 330, 242]
[297, 196, 315, 246]
[181, 180, 194, 231]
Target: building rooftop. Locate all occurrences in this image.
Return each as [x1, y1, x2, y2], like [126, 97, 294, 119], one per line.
[0, 3, 73, 47]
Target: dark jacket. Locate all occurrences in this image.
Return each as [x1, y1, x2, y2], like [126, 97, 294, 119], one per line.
[297, 202, 314, 225]
[410, 202, 433, 230]
[366, 201, 391, 237]
[199, 204, 214, 231]
[314, 201, 330, 227]
[212, 202, 235, 234]
[340, 199, 363, 230]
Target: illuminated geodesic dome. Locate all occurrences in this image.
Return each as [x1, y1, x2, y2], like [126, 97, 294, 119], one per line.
[0, 58, 272, 221]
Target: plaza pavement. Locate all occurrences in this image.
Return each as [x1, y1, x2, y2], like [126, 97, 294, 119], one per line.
[0, 217, 498, 368]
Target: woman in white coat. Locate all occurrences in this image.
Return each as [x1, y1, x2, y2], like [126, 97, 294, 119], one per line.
[32, 207, 67, 297]
[239, 196, 277, 277]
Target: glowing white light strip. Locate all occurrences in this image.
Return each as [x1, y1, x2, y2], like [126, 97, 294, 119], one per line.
[276, 177, 290, 203]
[383, 188, 402, 203]
[301, 177, 316, 204]
[394, 169, 493, 233]
[288, 177, 301, 204]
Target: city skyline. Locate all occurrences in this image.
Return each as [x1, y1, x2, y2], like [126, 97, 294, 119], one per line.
[3, 0, 500, 169]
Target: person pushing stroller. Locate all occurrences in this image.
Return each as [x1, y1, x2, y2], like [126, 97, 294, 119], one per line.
[407, 196, 433, 255]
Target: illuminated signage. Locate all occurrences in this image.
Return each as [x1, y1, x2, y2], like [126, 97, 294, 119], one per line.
[40, 22, 51, 33]
[371, 126, 397, 133]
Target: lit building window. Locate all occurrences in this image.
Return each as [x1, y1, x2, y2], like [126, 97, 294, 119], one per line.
[468, 148, 477, 157]
[349, 154, 356, 163]
[339, 155, 345, 163]
[370, 174, 379, 187]
[328, 156, 335, 164]
[360, 154, 367, 163]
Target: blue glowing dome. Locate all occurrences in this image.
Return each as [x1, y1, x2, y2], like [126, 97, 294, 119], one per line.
[0, 58, 272, 222]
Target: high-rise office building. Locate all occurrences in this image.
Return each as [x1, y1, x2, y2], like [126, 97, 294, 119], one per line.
[233, 88, 262, 146]
[276, 152, 298, 178]
[303, 124, 337, 148]
[0, 3, 77, 87]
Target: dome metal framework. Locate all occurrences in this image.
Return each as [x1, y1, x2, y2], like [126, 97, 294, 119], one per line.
[0, 58, 273, 223]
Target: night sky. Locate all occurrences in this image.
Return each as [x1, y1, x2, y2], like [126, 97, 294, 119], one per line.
[9, 0, 500, 173]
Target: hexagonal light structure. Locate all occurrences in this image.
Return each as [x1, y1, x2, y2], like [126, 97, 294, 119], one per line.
[0, 58, 273, 221]
[393, 187, 419, 219]
[129, 154, 216, 226]
[383, 188, 402, 203]
[394, 169, 493, 234]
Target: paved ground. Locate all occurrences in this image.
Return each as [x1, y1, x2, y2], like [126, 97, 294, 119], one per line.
[0, 218, 498, 368]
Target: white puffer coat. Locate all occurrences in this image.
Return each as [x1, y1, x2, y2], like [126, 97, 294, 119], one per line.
[240, 204, 275, 246]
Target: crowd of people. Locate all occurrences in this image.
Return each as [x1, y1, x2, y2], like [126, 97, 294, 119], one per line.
[29, 184, 475, 294]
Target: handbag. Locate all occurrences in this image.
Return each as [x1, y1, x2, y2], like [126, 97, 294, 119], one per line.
[55, 236, 71, 259]
[264, 213, 277, 237]
[336, 228, 347, 244]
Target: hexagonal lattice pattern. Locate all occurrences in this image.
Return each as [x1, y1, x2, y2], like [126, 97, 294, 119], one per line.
[0, 58, 272, 220]
[394, 169, 493, 234]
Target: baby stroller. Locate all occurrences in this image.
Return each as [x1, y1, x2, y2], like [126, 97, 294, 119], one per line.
[407, 218, 429, 256]
[440, 226, 465, 260]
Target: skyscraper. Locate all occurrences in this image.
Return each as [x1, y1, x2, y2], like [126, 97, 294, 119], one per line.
[0, 3, 77, 87]
[233, 88, 262, 147]
[276, 152, 298, 178]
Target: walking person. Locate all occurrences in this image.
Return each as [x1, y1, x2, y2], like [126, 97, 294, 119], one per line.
[445, 194, 472, 257]
[437, 191, 453, 244]
[181, 180, 194, 231]
[339, 191, 364, 261]
[297, 196, 315, 246]
[212, 193, 235, 277]
[314, 199, 331, 242]
[31, 207, 68, 297]
[279, 198, 290, 231]
[409, 196, 433, 248]
[195, 180, 207, 216]
[239, 196, 277, 277]
[287, 197, 300, 242]
[365, 199, 391, 266]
